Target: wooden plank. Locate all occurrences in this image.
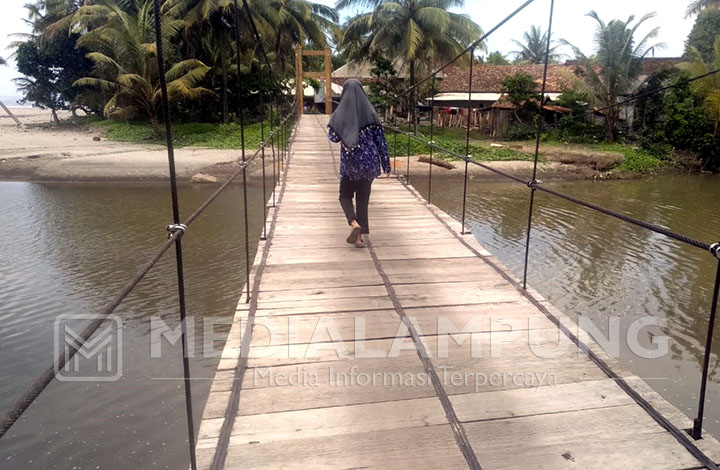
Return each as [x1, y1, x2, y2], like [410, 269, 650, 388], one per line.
[463, 406, 703, 469]
[222, 424, 468, 470]
[193, 113, 720, 470]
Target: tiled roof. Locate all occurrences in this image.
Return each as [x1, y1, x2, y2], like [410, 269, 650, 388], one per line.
[564, 57, 682, 77]
[439, 64, 577, 93]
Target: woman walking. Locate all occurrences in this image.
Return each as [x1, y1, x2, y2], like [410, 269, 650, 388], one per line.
[327, 79, 391, 248]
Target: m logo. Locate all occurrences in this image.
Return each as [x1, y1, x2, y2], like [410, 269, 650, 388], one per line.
[54, 314, 123, 382]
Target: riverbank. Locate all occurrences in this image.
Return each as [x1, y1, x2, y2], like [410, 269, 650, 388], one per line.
[0, 109, 269, 183]
[0, 109, 685, 182]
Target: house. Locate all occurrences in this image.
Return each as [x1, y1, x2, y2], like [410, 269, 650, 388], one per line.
[430, 58, 682, 136]
[431, 64, 576, 136]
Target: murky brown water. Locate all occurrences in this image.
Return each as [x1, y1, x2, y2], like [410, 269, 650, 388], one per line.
[0, 181, 268, 469]
[0, 173, 719, 469]
[412, 172, 720, 440]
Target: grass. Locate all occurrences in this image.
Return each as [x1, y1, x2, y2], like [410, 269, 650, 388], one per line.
[408, 125, 671, 173]
[578, 142, 669, 174]
[388, 129, 541, 163]
[86, 118, 279, 149]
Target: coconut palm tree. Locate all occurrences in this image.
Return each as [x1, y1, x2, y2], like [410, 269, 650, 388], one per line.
[565, 11, 662, 140]
[72, 0, 213, 130]
[252, 0, 339, 71]
[164, 0, 240, 123]
[683, 36, 720, 136]
[511, 25, 564, 65]
[337, 0, 482, 94]
[685, 0, 720, 18]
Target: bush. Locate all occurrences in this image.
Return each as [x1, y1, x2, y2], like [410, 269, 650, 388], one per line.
[554, 117, 605, 143]
[504, 123, 536, 141]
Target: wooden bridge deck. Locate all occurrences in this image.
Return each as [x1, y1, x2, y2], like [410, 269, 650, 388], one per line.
[194, 115, 720, 470]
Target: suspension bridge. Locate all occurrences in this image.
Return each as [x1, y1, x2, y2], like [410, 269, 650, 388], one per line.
[189, 114, 720, 470]
[2, 0, 720, 469]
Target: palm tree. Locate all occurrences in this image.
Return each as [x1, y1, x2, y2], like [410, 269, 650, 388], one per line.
[21, 0, 85, 39]
[565, 11, 661, 140]
[259, 0, 338, 70]
[164, 0, 239, 123]
[72, 0, 213, 129]
[683, 36, 720, 136]
[337, 0, 482, 96]
[511, 25, 564, 65]
[685, 0, 720, 18]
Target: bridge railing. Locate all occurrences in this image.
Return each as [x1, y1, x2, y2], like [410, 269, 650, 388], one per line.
[374, 0, 720, 454]
[0, 1, 297, 470]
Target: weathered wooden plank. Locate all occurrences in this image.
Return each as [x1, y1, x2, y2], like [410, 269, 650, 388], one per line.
[463, 405, 703, 469]
[222, 424, 468, 470]
[193, 113, 720, 470]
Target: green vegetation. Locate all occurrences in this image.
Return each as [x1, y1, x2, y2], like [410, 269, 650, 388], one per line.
[563, 11, 661, 141]
[338, 0, 482, 94]
[511, 25, 564, 65]
[88, 118, 271, 149]
[392, 126, 541, 163]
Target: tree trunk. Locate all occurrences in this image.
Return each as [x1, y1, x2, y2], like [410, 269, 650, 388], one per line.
[604, 110, 616, 141]
[51, 108, 60, 124]
[221, 57, 229, 124]
[0, 99, 22, 126]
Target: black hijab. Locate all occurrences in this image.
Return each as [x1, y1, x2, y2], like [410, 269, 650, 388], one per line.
[328, 79, 381, 149]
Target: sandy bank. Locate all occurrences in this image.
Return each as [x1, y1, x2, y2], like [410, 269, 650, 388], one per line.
[1, 108, 615, 183]
[0, 109, 267, 183]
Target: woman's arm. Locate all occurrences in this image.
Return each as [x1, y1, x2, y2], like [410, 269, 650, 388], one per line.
[373, 127, 391, 174]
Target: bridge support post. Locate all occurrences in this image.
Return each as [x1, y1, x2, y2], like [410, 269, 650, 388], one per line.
[295, 47, 303, 116]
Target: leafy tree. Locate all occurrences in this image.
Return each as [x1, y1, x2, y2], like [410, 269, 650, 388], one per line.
[686, 9, 720, 64]
[337, 0, 483, 109]
[683, 36, 720, 136]
[368, 53, 402, 118]
[500, 72, 540, 122]
[634, 69, 719, 170]
[14, 33, 93, 122]
[72, 0, 213, 130]
[565, 11, 661, 141]
[486, 51, 510, 66]
[556, 85, 590, 116]
[511, 25, 564, 65]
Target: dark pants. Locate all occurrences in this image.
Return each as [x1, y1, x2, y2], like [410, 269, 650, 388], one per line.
[339, 177, 373, 234]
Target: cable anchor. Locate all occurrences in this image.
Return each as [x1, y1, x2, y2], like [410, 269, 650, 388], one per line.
[527, 179, 543, 189]
[710, 242, 720, 260]
[166, 223, 188, 240]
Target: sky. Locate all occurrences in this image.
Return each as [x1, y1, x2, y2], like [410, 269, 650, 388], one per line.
[0, 0, 697, 97]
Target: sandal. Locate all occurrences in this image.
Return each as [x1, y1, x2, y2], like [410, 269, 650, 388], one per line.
[354, 235, 365, 248]
[347, 221, 362, 244]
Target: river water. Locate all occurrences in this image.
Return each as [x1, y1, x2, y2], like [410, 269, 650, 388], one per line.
[414, 172, 720, 440]
[0, 174, 718, 469]
[0, 182, 267, 469]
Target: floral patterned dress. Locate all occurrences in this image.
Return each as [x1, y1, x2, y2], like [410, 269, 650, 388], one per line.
[328, 124, 391, 181]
